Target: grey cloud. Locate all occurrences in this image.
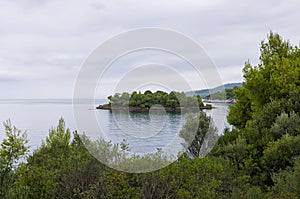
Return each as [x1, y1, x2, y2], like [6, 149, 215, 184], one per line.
[0, 76, 18, 82]
[0, 0, 300, 98]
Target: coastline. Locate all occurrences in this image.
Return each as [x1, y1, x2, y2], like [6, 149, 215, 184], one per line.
[96, 104, 213, 111]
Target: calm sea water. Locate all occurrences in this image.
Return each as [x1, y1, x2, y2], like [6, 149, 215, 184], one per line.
[0, 99, 230, 154]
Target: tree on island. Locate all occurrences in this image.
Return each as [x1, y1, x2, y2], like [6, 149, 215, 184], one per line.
[105, 90, 205, 109]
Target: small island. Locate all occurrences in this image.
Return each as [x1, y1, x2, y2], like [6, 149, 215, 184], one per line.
[97, 90, 212, 111]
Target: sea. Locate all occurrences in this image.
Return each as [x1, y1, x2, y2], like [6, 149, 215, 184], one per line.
[0, 99, 231, 156]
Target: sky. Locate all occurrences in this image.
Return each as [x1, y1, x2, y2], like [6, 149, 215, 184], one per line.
[0, 0, 300, 99]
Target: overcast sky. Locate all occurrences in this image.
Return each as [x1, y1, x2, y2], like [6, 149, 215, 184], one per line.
[0, 0, 299, 99]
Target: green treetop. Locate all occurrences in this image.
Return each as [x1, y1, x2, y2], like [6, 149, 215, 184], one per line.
[107, 90, 204, 109]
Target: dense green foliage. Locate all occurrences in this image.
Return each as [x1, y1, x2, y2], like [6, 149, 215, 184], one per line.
[1, 118, 231, 199]
[228, 32, 300, 128]
[1, 32, 300, 198]
[0, 120, 29, 198]
[107, 90, 204, 108]
[214, 32, 300, 197]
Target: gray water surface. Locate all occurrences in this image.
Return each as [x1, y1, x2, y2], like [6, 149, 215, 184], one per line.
[0, 99, 231, 154]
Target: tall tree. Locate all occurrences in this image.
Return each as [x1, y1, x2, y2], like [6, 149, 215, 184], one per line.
[180, 112, 218, 158]
[0, 120, 29, 198]
[228, 32, 300, 128]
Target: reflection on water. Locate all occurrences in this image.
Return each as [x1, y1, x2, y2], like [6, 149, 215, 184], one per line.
[0, 99, 231, 154]
[95, 104, 231, 155]
[204, 103, 232, 132]
[96, 110, 184, 154]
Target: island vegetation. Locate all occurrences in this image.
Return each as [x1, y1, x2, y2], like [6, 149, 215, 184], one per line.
[1, 32, 300, 198]
[97, 90, 212, 110]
